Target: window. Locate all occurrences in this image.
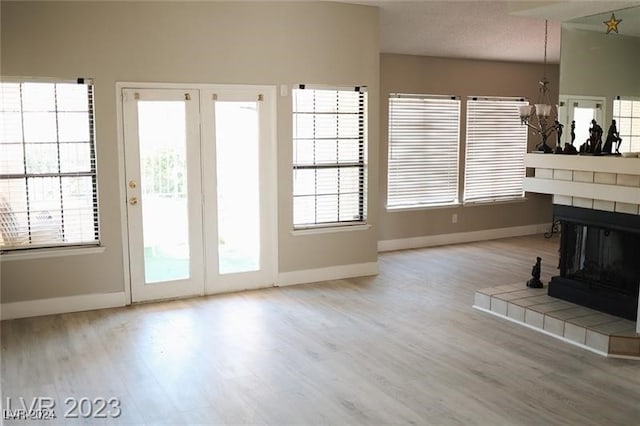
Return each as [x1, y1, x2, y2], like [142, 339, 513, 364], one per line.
[464, 97, 528, 203]
[0, 80, 99, 250]
[613, 98, 640, 153]
[292, 86, 366, 228]
[387, 94, 460, 209]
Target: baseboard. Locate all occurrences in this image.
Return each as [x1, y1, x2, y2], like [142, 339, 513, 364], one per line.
[1, 291, 127, 320]
[276, 261, 378, 287]
[378, 223, 551, 252]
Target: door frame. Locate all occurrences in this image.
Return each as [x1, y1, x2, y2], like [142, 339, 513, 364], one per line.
[116, 82, 278, 304]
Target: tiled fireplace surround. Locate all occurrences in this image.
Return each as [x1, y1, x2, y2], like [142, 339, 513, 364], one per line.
[474, 154, 640, 358]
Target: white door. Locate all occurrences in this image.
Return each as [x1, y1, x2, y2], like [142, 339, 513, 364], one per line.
[200, 88, 275, 294]
[123, 89, 204, 302]
[122, 85, 275, 302]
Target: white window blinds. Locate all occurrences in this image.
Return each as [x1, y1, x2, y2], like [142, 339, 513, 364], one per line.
[387, 94, 460, 209]
[292, 86, 367, 228]
[0, 80, 99, 250]
[613, 99, 640, 153]
[464, 97, 528, 203]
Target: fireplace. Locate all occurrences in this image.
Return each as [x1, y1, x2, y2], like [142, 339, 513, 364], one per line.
[550, 205, 640, 321]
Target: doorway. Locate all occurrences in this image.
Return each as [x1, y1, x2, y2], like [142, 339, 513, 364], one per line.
[559, 96, 605, 148]
[120, 85, 276, 302]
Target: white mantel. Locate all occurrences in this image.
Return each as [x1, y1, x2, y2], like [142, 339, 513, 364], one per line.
[523, 153, 640, 332]
[524, 153, 640, 213]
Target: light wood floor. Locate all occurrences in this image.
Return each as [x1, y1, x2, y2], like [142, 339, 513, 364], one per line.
[2, 234, 640, 425]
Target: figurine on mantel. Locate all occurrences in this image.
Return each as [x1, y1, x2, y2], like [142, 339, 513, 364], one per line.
[570, 120, 576, 145]
[554, 120, 564, 154]
[526, 257, 544, 288]
[563, 142, 578, 155]
[603, 119, 622, 154]
[579, 119, 604, 154]
[559, 120, 578, 154]
[590, 119, 604, 153]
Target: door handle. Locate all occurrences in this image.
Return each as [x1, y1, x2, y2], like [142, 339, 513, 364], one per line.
[129, 197, 138, 206]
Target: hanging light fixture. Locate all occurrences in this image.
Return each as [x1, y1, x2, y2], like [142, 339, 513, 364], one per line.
[519, 20, 560, 153]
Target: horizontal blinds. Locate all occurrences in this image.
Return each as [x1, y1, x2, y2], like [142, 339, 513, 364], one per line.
[0, 81, 99, 250]
[464, 97, 528, 203]
[387, 95, 460, 208]
[292, 87, 366, 227]
[613, 99, 640, 152]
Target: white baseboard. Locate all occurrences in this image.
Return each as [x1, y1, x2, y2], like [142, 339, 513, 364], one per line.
[1, 291, 127, 320]
[378, 223, 551, 252]
[276, 261, 378, 287]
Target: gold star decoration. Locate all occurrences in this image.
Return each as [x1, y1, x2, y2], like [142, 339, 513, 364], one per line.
[603, 13, 622, 34]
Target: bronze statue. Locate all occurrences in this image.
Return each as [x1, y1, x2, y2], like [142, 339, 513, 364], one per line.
[563, 142, 577, 155]
[570, 120, 575, 145]
[589, 119, 604, 153]
[526, 257, 544, 288]
[555, 120, 564, 150]
[602, 119, 622, 154]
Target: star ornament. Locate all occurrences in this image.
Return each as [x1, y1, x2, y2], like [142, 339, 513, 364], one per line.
[604, 13, 622, 34]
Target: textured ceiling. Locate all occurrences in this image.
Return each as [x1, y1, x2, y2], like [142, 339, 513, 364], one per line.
[345, 1, 640, 63]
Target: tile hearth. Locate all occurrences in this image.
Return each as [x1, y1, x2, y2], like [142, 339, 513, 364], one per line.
[474, 284, 640, 359]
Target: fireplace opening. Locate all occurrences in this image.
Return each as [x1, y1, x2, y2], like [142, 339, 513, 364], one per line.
[550, 205, 640, 321]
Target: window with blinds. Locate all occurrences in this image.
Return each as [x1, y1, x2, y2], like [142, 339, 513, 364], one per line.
[387, 94, 461, 209]
[0, 80, 99, 251]
[463, 97, 528, 203]
[613, 99, 640, 153]
[292, 86, 367, 228]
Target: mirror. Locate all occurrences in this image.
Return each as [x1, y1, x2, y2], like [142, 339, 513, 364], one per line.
[559, 6, 640, 153]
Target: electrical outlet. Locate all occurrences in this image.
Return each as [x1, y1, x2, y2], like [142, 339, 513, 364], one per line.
[452, 213, 458, 224]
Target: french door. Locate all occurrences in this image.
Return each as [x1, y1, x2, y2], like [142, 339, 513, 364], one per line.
[559, 96, 605, 147]
[122, 85, 275, 302]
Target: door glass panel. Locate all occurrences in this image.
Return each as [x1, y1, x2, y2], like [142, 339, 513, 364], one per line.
[138, 101, 190, 283]
[215, 101, 260, 274]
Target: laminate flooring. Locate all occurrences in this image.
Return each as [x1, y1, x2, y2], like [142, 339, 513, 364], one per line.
[2, 234, 640, 425]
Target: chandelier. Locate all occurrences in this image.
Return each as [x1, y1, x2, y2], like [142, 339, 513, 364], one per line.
[519, 20, 560, 153]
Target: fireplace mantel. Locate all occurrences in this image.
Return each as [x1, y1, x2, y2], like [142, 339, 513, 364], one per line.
[524, 153, 640, 332]
[524, 154, 640, 213]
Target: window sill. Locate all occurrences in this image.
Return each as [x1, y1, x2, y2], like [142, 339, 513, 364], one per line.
[291, 223, 371, 236]
[463, 197, 528, 207]
[386, 203, 462, 212]
[0, 245, 106, 261]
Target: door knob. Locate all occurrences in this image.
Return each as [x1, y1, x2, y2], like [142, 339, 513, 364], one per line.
[129, 197, 138, 206]
[129, 180, 137, 189]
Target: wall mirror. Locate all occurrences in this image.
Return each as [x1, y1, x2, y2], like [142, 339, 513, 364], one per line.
[559, 5, 640, 153]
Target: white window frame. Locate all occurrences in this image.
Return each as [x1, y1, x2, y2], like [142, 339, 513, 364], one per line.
[387, 93, 461, 210]
[292, 85, 367, 229]
[0, 77, 100, 252]
[613, 97, 640, 153]
[463, 96, 529, 204]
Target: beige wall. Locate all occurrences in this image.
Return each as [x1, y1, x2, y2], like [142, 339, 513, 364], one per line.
[0, 1, 380, 303]
[379, 54, 556, 241]
[560, 27, 640, 124]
